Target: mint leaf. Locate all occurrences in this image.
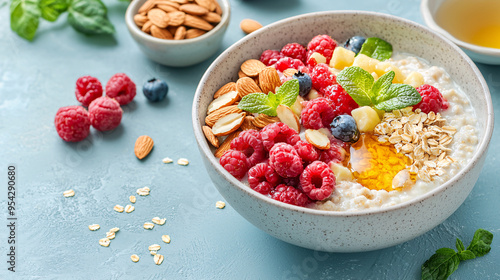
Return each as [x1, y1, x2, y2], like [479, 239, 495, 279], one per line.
[276, 79, 299, 107]
[358, 37, 393, 61]
[372, 71, 394, 98]
[421, 248, 460, 280]
[374, 84, 421, 111]
[238, 93, 276, 116]
[336, 66, 374, 106]
[458, 250, 476, 261]
[467, 229, 493, 258]
[10, 0, 40, 41]
[68, 0, 115, 35]
[39, 0, 68, 22]
[455, 238, 465, 252]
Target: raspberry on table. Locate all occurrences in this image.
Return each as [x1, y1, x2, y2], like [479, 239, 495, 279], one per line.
[88, 96, 123, 131]
[318, 142, 345, 165]
[413, 84, 449, 113]
[54, 106, 91, 142]
[275, 57, 305, 72]
[260, 49, 284, 66]
[310, 63, 337, 91]
[271, 184, 310, 207]
[269, 143, 304, 178]
[294, 140, 319, 163]
[75, 76, 103, 107]
[230, 129, 265, 167]
[260, 122, 300, 151]
[220, 150, 249, 180]
[307, 34, 337, 63]
[247, 163, 280, 195]
[281, 43, 307, 63]
[321, 84, 359, 116]
[105, 73, 136, 106]
[300, 97, 336, 130]
[299, 161, 335, 201]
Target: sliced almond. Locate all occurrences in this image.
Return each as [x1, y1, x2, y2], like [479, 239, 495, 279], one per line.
[214, 131, 241, 158]
[148, 9, 170, 28]
[201, 12, 221, 23]
[205, 105, 242, 127]
[134, 135, 154, 160]
[252, 114, 280, 128]
[184, 14, 213, 31]
[240, 19, 262, 34]
[180, 3, 209, 15]
[134, 14, 148, 27]
[151, 25, 173, 39]
[240, 116, 258, 131]
[157, 4, 179, 13]
[276, 105, 300, 133]
[142, 21, 153, 33]
[290, 96, 304, 117]
[174, 25, 187, 39]
[259, 67, 281, 94]
[236, 77, 261, 98]
[168, 11, 186, 26]
[283, 68, 298, 77]
[240, 59, 266, 77]
[202, 126, 220, 147]
[305, 129, 331, 150]
[214, 82, 236, 99]
[211, 113, 245, 136]
[207, 90, 238, 114]
[185, 28, 206, 39]
[138, 0, 156, 14]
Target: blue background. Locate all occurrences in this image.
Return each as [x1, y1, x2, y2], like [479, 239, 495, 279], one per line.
[0, 0, 499, 279]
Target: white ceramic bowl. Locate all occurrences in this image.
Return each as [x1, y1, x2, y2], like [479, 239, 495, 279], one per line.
[125, 0, 230, 67]
[421, 0, 500, 65]
[192, 11, 494, 252]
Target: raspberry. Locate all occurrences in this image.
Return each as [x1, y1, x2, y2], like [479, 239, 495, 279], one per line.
[75, 76, 103, 107]
[260, 50, 284, 66]
[413, 84, 449, 114]
[300, 98, 335, 130]
[281, 43, 307, 63]
[219, 150, 249, 180]
[310, 63, 336, 91]
[105, 73, 136, 105]
[294, 140, 319, 163]
[307, 34, 337, 63]
[318, 142, 345, 165]
[54, 106, 90, 142]
[260, 122, 300, 151]
[88, 96, 123, 131]
[247, 163, 280, 195]
[321, 84, 359, 116]
[275, 57, 305, 72]
[230, 129, 265, 167]
[269, 143, 304, 178]
[271, 184, 310, 207]
[299, 161, 335, 201]
[282, 176, 300, 188]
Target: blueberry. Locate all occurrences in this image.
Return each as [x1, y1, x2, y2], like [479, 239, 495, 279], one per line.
[344, 36, 366, 54]
[330, 115, 360, 143]
[143, 78, 168, 102]
[292, 71, 312, 97]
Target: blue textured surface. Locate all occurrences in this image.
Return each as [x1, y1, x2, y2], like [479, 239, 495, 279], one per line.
[1, 0, 499, 279]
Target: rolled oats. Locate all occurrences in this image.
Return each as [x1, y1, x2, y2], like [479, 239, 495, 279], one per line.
[162, 235, 171, 244]
[63, 189, 75, 197]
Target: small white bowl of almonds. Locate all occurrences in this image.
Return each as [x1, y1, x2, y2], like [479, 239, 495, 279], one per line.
[125, 0, 230, 67]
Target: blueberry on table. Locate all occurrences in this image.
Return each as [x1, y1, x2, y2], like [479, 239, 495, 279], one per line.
[344, 36, 366, 54]
[143, 78, 169, 102]
[292, 71, 312, 97]
[330, 115, 360, 143]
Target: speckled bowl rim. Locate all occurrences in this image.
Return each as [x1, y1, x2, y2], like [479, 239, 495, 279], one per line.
[125, 0, 230, 45]
[192, 11, 494, 217]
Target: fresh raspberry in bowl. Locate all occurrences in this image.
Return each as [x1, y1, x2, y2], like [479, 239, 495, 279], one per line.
[280, 43, 307, 63]
[271, 184, 310, 207]
[321, 84, 359, 116]
[88, 96, 123, 131]
[260, 49, 284, 66]
[306, 34, 337, 63]
[310, 63, 336, 91]
[413, 84, 449, 113]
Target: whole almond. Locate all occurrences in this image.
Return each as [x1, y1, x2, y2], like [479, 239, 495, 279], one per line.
[259, 67, 281, 94]
[138, 0, 156, 14]
[151, 25, 173, 39]
[240, 116, 258, 131]
[214, 131, 240, 158]
[135, 135, 154, 159]
[238, 70, 248, 79]
[185, 28, 206, 39]
[240, 59, 266, 77]
[252, 114, 280, 128]
[174, 26, 187, 40]
[142, 21, 153, 33]
[201, 12, 221, 23]
[168, 11, 185, 26]
[134, 14, 148, 27]
[155, 0, 180, 8]
[157, 4, 179, 13]
[203, 126, 220, 148]
[184, 14, 213, 31]
[171, 0, 188, 3]
[212, 113, 245, 136]
[195, 0, 215, 11]
[236, 77, 261, 98]
[180, 4, 209, 16]
[213, 82, 236, 99]
[240, 19, 263, 34]
[214, 0, 222, 15]
[148, 9, 170, 28]
[205, 105, 242, 127]
[167, 25, 178, 34]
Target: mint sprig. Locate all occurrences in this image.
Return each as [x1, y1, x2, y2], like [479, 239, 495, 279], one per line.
[336, 66, 421, 111]
[358, 37, 393, 61]
[237, 79, 299, 117]
[421, 229, 494, 280]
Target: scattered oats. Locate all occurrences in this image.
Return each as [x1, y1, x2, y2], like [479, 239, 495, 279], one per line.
[177, 158, 189, 166]
[215, 201, 226, 209]
[88, 224, 100, 231]
[114, 205, 124, 213]
[150, 250, 157, 256]
[129, 195, 136, 203]
[63, 189, 75, 197]
[106, 231, 116, 240]
[154, 254, 164, 265]
[109, 227, 120, 233]
[99, 238, 110, 247]
[137, 187, 150, 196]
[144, 222, 155, 230]
[149, 244, 161, 251]
[131, 254, 140, 262]
[162, 157, 173, 164]
[152, 217, 166, 225]
[162, 235, 171, 244]
[125, 205, 135, 213]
